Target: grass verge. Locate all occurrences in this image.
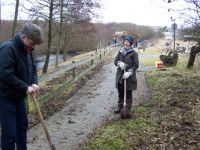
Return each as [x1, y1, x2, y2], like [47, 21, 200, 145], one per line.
[81, 54, 200, 149]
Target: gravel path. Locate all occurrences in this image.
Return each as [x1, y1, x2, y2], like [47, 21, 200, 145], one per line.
[27, 50, 152, 150]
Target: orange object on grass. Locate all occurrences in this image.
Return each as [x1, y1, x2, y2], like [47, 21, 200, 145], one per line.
[155, 60, 163, 69]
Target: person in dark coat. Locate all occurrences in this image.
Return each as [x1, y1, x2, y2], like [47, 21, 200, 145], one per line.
[114, 35, 139, 114]
[0, 24, 43, 150]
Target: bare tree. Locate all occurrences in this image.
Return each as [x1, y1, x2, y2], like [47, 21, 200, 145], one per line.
[167, 0, 200, 68]
[21, 0, 59, 73]
[55, 0, 64, 68]
[42, 0, 54, 73]
[19, 0, 100, 72]
[11, 0, 19, 37]
[167, 0, 200, 26]
[60, 0, 100, 61]
[62, 20, 73, 61]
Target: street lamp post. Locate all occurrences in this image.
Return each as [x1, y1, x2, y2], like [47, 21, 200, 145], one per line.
[171, 22, 177, 51]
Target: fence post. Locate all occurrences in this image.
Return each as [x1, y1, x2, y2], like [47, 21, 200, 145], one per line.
[91, 55, 94, 65]
[104, 50, 105, 56]
[99, 50, 102, 60]
[95, 47, 98, 54]
[72, 61, 76, 78]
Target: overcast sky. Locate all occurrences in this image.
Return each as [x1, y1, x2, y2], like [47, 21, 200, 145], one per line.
[1, 0, 188, 27]
[96, 0, 188, 27]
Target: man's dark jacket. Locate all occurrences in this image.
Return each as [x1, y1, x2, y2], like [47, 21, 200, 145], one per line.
[0, 33, 38, 102]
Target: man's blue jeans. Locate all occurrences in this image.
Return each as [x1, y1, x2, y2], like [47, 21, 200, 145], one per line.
[0, 99, 28, 150]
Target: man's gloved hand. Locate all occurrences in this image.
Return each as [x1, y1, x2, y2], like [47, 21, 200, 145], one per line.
[117, 61, 126, 70]
[26, 86, 34, 94]
[31, 84, 39, 93]
[123, 72, 132, 79]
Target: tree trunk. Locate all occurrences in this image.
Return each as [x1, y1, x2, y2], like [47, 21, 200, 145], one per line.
[63, 33, 68, 61]
[187, 46, 200, 68]
[63, 31, 70, 61]
[63, 24, 71, 61]
[55, 0, 63, 68]
[42, 0, 53, 73]
[12, 0, 19, 37]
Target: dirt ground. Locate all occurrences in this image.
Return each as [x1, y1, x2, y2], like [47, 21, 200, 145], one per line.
[27, 50, 152, 150]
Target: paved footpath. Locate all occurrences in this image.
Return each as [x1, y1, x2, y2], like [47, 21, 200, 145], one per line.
[27, 51, 151, 150]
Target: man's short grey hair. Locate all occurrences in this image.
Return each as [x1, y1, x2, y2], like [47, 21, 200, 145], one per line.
[21, 23, 44, 44]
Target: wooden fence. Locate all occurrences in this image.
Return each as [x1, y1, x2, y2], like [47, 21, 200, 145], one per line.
[26, 47, 115, 113]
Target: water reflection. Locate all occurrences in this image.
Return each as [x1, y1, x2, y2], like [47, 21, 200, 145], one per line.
[35, 54, 71, 69]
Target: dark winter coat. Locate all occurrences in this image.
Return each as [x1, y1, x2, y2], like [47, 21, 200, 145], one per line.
[0, 33, 38, 102]
[114, 47, 139, 90]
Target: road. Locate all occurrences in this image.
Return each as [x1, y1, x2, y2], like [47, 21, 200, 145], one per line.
[27, 50, 152, 150]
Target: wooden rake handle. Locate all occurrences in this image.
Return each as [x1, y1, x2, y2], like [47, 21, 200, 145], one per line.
[31, 93, 56, 150]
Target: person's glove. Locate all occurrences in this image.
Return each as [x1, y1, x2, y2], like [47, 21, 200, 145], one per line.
[26, 86, 34, 94]
[31, 84, 40, 93]
[123, 72, 132, 79]
[117, 61, 126, 70]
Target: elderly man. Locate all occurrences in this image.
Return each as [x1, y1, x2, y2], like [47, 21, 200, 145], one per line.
[0, 23, 43, 150]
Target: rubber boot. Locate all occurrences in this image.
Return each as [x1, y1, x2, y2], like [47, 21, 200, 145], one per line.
[114, 103, 123, 114]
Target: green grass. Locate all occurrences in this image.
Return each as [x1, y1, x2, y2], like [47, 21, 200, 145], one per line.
[137, 47, 160, 54]
[139, 47, 160, 66]
[140, 57, 158, 66]
[82, 118, 153, 150]
[81, 54, 200, 149]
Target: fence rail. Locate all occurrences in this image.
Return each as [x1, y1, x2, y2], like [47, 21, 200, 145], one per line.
[38, 48, 107, 83]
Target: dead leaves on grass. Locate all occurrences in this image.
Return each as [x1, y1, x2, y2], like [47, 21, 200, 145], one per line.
[131, 72, 200, 149]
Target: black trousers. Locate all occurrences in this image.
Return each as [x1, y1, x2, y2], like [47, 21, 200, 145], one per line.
[117, 83, 133, 110]
[0, 99, 28, 150]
